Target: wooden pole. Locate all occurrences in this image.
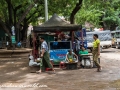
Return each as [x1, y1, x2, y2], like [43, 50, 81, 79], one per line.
[32, 32, 36, 60]
[81, 29, 83, 46]
[44, 0, 48, 21]
[71, 31, 74, 52]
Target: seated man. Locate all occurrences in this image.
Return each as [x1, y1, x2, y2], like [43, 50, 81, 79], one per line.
[66, 50, 78, 63]
[79, 46, 90, 67]
[79, 46, 88, 55]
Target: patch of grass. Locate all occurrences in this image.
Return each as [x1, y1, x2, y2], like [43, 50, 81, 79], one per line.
[110, 79, 120, 89]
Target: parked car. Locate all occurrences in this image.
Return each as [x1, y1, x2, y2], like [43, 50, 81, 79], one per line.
[86, 30, 112, 52]
[111, 30, 120, 49]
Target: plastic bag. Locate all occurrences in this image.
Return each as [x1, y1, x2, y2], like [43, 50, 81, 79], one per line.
[81, 59, 91, 66]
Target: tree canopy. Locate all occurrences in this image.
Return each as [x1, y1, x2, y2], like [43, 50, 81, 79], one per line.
[76, 0, 120, 30]
[0, 0, 43, 41]
[0, 0, 120, 41]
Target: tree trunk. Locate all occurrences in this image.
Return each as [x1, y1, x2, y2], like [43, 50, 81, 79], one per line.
[70, 0, 83, 24]
[110, 24, 117, 30]
[15, 0, 38, 42]
[6, 0, 13, 27]
[21, 24, 28, 41]
[70, 0, 83, 43]
[13, 10, 17, 26]
[0, 19, 11, 38]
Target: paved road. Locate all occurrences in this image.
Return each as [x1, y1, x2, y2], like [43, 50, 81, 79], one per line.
[0, 48, 120, 90]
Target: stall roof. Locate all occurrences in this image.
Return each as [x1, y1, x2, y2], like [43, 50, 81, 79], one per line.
[33, 14, 82, 32]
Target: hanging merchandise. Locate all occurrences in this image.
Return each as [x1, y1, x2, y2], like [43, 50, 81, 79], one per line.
[75, 28, 87, 49]
[75, 28, 86, 37]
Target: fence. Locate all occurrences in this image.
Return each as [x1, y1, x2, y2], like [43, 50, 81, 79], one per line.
[0, 41, 30, 49]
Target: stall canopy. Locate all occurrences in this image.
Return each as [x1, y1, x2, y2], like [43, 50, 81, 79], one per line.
[33, 14, 82, 33]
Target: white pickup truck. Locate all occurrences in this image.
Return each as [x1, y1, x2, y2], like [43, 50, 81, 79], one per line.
[111, 30, 120, 49]
[86, 30, 112, 52]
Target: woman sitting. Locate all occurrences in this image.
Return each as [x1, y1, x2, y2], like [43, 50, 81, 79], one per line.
[66, 50, 78, 63]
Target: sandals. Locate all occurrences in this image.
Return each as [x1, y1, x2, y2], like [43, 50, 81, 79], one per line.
[36, 69, 55, 74]
[47, 69, 56, 74]
[52, 69, 56, 74]
[36, 71, 41, 74]
[97, 66, 102, 72]
[99, 67, 102, 72]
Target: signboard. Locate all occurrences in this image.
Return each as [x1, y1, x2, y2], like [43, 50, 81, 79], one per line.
[11, 36, 16, 44]
[49, 41, 71, 65]
[50, 49, 68, 65]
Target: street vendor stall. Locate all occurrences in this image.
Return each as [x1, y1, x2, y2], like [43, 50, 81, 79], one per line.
[32, 14, 82, 64]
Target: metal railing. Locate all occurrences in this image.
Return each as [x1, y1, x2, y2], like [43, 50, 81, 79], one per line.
[0, 41, 30, 49]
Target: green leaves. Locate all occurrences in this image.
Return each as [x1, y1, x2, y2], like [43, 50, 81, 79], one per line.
[75, 0, 120, 29]
[0, 0, 120, 30]
[48, 0, 78, 20]
[76, 8, 102, 27]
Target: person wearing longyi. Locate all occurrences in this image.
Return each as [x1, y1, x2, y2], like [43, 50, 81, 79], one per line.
[92, 34, 102, 72]
[36, 37, 55, 74]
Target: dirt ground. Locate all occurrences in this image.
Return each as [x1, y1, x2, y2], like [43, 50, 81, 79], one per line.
[0, 48, 120, 90]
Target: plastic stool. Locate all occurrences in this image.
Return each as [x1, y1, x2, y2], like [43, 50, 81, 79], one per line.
[59, 61, 65, 69]
[82, 57, 92, 68]
[46, 60, 54, 71]
[46, 68, 52, 71]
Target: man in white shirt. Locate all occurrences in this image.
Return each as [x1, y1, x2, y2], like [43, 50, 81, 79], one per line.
[36, 37, 55, 73]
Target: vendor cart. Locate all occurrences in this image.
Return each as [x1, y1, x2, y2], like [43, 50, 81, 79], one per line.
[32, 14, 82, 64]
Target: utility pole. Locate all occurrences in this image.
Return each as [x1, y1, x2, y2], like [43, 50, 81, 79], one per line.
[44, 0, 48, 21]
